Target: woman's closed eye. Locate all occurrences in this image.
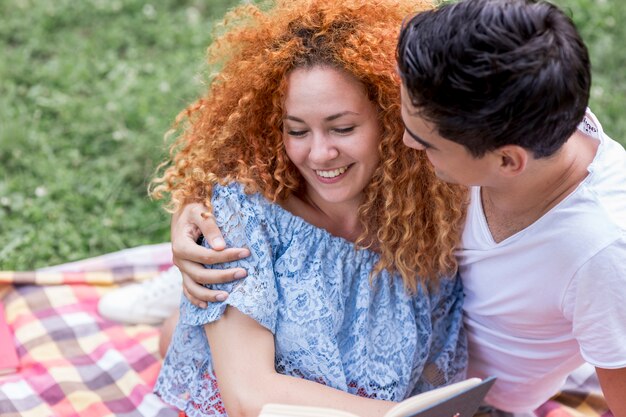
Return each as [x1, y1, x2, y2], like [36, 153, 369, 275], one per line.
[286, 129, 308, 137]
[332, 126, 355, 135]
[285, 125, 356, 137]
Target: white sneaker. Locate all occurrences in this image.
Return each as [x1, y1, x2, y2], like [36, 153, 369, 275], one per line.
[98, 265, 183, 325]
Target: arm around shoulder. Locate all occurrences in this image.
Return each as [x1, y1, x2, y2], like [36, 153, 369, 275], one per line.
[171, 200, 252, 305]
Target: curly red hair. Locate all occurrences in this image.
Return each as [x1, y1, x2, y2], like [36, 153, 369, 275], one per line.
[152, 0, 467, 291]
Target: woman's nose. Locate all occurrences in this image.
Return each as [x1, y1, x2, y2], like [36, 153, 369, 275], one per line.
[309, 134, 339, 162]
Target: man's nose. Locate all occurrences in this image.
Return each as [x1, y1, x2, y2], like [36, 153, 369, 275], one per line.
[403, 130, 425, 150]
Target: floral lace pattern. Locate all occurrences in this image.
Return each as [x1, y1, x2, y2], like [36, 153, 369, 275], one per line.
[155, 183, 467, 416]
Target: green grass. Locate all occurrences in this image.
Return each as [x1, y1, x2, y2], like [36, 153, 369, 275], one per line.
[1, 0, 625, 270]
[551, 0, 626, 141]
[0, 0, 242, 269]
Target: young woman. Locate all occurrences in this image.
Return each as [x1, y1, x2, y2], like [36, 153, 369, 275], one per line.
[151, 1, 468, 416]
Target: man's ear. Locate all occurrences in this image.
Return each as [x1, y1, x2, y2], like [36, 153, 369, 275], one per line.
[495, 145, 528, 176]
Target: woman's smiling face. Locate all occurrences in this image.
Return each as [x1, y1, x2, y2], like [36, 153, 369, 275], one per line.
[282, 66, 382, 211]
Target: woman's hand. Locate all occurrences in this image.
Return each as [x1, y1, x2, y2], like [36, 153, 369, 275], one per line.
[171, 203, 250, 307]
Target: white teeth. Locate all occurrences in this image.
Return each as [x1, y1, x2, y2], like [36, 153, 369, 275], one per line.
[315, 166, 348, 178]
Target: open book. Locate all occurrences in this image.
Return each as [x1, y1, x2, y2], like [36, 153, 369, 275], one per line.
[259, 376, 496, 417]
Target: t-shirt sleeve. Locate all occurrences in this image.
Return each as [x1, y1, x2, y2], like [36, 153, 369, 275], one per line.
[563, 235, 626, 368]
[410, 274, 468, 395]
[179, 183, 279, 333]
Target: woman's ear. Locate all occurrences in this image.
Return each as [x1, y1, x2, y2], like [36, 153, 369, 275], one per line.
[495, 145, 528, 176]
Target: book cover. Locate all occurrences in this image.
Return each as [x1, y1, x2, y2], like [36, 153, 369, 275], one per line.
[0, 301, 19, 376]
[398, 376, 496, 417]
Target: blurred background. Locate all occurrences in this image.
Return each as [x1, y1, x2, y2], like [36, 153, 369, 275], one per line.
[1, 0, 624, 270]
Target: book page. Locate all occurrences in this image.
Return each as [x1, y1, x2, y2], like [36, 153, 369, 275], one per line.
[385, 378, 482, 417]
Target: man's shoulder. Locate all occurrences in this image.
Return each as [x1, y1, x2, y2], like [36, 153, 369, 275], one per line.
[584, 134, 626, 230]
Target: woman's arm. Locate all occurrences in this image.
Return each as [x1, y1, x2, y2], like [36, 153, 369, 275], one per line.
[205, 306, 395, 417]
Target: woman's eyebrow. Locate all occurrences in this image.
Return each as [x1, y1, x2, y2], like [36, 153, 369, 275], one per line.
[284, 111, 359, 122]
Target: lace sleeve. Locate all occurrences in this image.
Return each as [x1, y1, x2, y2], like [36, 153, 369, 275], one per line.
[411, 274, 468, 394]
[180, 183, 279, 333]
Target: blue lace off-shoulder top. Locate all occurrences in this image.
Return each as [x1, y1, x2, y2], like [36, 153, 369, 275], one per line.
[154, 182, 467, 417]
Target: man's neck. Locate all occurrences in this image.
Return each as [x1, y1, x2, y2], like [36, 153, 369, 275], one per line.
[480, 131, 599, 243]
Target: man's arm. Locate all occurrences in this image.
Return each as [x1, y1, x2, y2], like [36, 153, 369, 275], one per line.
[596, 367, 626, 417]
[205, 306, 394, 417]
[171, 203, 250, 307]
[568, 239, 626, 417]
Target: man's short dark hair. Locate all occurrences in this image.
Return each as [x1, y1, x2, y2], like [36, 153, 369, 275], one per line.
[397, 0, 591, 158]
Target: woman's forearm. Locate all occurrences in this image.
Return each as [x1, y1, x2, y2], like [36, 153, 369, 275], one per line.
[250, 372, 395, 417]
[206, 306, 396, 417]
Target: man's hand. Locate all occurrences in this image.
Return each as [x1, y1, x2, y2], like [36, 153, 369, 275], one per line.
[171, 203, 250, 307]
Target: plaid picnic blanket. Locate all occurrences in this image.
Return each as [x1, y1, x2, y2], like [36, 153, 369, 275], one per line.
[0, 244, 177, 417]
[0, 243, 615, 417]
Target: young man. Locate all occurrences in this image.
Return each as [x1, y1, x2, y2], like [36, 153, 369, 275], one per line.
[160, 0, 626, 414]
[393, 1, 626, 415]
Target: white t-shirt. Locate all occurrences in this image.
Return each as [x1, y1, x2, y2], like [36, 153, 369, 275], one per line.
[458, 110, 626, 412]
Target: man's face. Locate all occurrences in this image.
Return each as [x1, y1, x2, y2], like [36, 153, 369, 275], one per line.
[400, 84, 495, 186]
